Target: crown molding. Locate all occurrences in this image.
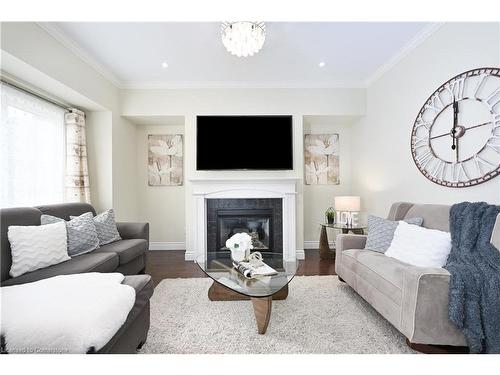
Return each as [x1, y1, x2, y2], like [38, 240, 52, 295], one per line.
[120, 80, 367, 90]
[37, 22, 123, 88]
[364, 22, 444, 87]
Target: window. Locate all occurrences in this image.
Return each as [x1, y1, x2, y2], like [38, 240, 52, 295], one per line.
[0, 83, 66, 208]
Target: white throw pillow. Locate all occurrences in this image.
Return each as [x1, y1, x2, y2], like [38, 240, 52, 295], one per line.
[8, 221, 70, 277]
[385, 221, 452, 268]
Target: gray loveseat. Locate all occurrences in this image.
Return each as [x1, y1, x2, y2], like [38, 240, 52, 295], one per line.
[335, 202, 498, 351]
[0, 203, 154, 353]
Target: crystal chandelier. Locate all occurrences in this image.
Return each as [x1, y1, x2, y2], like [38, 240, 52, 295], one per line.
[221, 22, 266, 57]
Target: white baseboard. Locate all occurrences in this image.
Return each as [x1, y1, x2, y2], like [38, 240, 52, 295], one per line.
[303, 240, 335, 249]
[149, 242, 186, 251]
[184, 250, 196, 261]
[296, 249, 305, 260]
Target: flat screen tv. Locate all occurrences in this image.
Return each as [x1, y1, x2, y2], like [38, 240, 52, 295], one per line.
[196, 115, 293, 170]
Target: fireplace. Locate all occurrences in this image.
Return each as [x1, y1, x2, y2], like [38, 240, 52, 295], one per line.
[187, 177, 300, 262]
[206, 198, 283, 260]
[217, 209, 273, 251]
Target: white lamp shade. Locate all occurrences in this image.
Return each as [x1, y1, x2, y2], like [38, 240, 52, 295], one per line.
[334, 196, 361, 212]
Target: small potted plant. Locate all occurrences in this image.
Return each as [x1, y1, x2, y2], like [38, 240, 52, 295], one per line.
[325, 207, 336, 224]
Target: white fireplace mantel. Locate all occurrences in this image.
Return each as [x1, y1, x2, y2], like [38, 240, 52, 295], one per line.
[185, 177, 300, 262]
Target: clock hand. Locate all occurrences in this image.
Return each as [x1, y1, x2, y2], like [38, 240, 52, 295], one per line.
[455, 101, 460, 162]
[429, 121, 493, 140]
[463, 121, 492, 131]
[430, 132, 452, 140]
[451, 99, 458, 151]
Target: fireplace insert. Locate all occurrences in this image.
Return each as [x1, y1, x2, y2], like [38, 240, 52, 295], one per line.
[216, 208, 273, 251]
[206, 198, 283, 262]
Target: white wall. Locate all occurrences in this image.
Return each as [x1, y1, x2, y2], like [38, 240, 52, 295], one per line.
[136, 124, 186, 244]
[121, 88, 365, 116]
[351, 23, 500, 218]
[303, 118, 354, 244]
[112, 115, 138, 221]
[86, 111, 112, 212]
[122, 88, 366, 252]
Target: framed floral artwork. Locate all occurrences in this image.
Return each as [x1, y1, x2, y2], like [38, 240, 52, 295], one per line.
[148, 134, 183, 186]
[304, 134, 339, 185]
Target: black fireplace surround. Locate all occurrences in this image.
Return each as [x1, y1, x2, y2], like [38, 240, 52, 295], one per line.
[206, 198, 283, 258]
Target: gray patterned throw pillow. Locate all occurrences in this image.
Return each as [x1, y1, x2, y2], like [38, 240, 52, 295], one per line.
[41, 212, 100, 257]
[73, 209, 121, 246]
[364, 215, 423, 253]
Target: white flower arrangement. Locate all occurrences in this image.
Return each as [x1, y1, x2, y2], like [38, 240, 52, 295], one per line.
[226, 232, 254, 262]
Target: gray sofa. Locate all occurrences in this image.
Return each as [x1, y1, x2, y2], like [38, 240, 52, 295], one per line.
[0, 203, 154, 353]
[335, 202, 479, 350]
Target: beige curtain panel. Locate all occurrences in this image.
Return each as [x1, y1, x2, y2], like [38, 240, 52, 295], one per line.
[65, 109, 91, 204]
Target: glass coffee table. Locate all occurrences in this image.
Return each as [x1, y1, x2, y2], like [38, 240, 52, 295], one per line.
[196, 252, 298, 334]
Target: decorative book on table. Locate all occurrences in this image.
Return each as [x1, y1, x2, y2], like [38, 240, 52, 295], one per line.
[232, 260, 278, 279]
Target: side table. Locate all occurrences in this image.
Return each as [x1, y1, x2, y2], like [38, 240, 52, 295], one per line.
[318, 223, 366, 260]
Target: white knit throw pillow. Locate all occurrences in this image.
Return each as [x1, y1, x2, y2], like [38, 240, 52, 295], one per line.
[8, 221, 70, 277]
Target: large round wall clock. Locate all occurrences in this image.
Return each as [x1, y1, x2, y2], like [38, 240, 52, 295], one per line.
[411, 67, 500, 187]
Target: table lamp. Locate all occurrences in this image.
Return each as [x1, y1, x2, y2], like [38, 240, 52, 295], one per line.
[334, 196, 361, 227]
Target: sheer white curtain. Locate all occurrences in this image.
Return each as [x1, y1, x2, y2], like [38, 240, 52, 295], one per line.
[0, 83, 66, 208]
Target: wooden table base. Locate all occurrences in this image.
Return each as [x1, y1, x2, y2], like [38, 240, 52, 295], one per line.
[319, 225, 335, 260]
[319, 225, 365, 260]
[208, 280, 288, 301]
[251, 297, 272, 334]
[207, 281, 288, 334]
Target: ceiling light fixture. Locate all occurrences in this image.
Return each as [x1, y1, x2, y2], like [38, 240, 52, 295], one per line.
[319, 62, 326, 68]
[161, 62, 168, 68]
[221, 22, 265, 57]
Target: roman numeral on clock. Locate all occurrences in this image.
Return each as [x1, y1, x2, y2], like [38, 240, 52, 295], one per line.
[415, 116, 431, 130]
[413, 134, 429, 148]
[486, 87, 500, 110]
[446, 77, 466, 100]
[452, 162, 469, 182]
[474, 154, 496, 175]
[494, 114, 500, 126]
[430, 160, 446, 180]
[486, 141, 500, 154]
[474, 74, 488, 99]
[424, 94, 445, 113]
[415, 149, 434, 170]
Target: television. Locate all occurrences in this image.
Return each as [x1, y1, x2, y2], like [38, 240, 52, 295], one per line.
[196, 115, 293, 170]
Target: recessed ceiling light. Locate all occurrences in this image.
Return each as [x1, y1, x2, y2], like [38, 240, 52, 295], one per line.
[161, 62, 168, 68]
[318, 62, 326, 68]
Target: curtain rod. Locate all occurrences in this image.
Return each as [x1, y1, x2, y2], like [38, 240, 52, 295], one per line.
[0, 79, 72, 112]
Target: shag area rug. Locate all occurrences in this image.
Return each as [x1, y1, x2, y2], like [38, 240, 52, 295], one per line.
[141, 276, 415, 354]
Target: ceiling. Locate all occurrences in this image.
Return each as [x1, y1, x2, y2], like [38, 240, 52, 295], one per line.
[45, 22, 433, 88]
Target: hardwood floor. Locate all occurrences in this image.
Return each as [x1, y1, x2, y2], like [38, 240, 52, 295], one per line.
[146, 250, 205, 285]
[146, 249, 336, 286]
[297, 249, 336, 276]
